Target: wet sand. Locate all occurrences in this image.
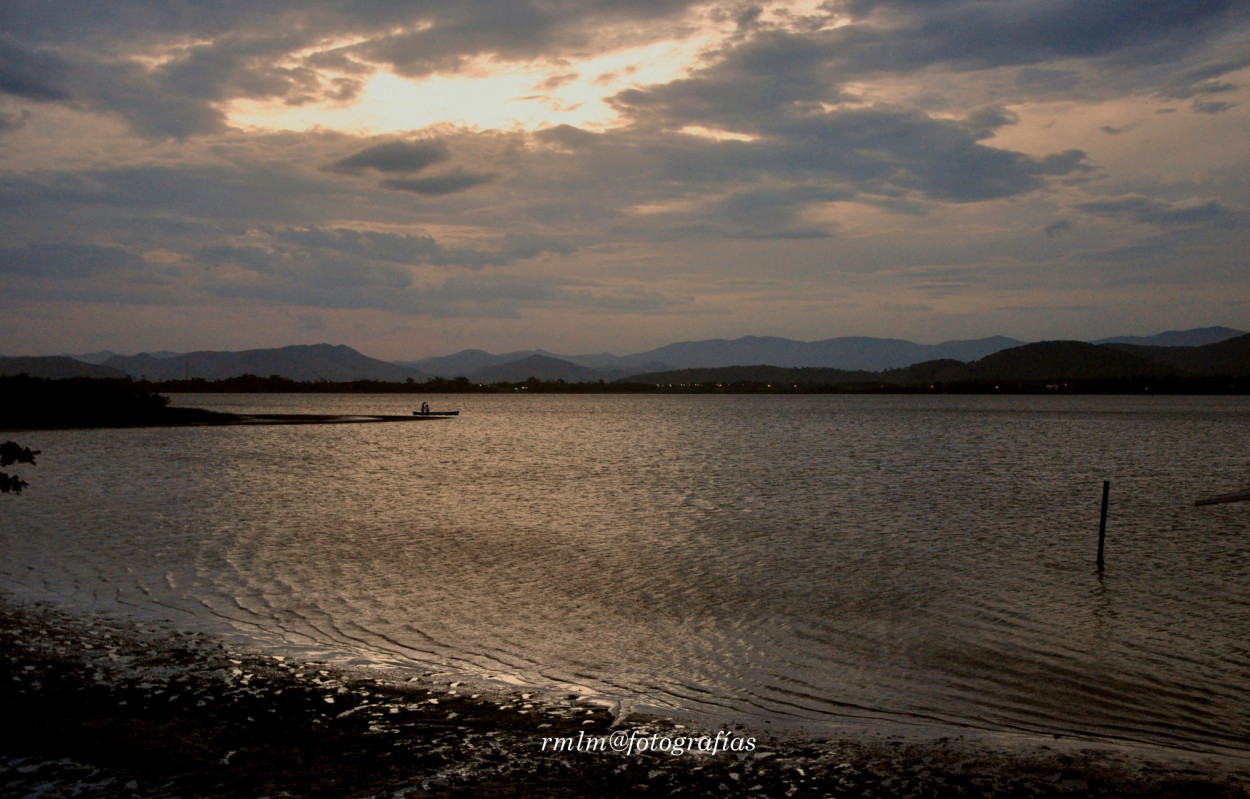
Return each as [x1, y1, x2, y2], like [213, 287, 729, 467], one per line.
[2, 598, 1247, 798]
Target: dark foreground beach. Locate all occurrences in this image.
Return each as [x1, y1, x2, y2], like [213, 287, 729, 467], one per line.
[2, 598, 1247, 799]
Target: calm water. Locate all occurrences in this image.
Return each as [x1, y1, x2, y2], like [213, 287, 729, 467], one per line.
[4, 394, 1249, 755]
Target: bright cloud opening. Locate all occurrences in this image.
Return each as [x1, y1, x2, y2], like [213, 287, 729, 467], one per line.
[228, 22, 731, 134]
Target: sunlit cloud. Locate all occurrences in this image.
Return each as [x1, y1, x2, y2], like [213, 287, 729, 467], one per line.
[228, 18, 732, 134]
[1, 0, 1248, 357]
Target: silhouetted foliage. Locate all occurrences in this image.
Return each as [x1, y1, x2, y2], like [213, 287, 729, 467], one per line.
[1, 441, 38, 494]
[0, 374, 234, 429]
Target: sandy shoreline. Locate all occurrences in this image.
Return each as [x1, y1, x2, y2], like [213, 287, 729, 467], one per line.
[3, 598, 1248, 798]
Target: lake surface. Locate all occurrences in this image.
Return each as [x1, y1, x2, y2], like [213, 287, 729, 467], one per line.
[4, 394, 1249, 756]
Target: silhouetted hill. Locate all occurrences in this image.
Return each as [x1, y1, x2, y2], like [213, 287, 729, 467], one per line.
[927, 337, 1025, 363]
[617, 335, 1022, 371]
[467, 354, 607, 384]
[623, 360, 996, 389]
[1106, 333, 1250, 376]
[410, 349, 672, 381]
[403, 349, 536, 377]
[407, 335, 1024, 379]
[65, 349, 183, 364]
[105, 344, 426, 382]
[400, 327, 1234, 380]
[620, 343, 1200, 390]
[624, 365, 871, 386]
[0, 356, 129, 379]
[65, 350, 119, 365]
[1095, 326, 1246, 347]
[953, 341, 1174, 382]
[27, 326, 1243, 389]
[880, 359, 967, 385]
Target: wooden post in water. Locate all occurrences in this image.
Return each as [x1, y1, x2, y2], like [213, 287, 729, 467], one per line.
[1096, 480, 1110, 571]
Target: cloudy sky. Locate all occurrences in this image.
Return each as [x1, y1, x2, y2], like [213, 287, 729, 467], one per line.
[2, 0, 1248, 359]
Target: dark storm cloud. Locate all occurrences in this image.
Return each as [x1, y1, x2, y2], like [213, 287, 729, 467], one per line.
[0, 0, 699, 54]
[839, 0, 1242, 66]
[326, 140, 451, 175]
[392, 272, 676, 318]
[196, 245, 281, 275]
[197, 243, 412, 291]
[1156, 54, 1250, 98]
[962, 106, 1021, 141]
[348, 0, 701, 78]
[273, 227, 444, 264]
[628, 184, 851, 242]
[1015, 68, 1082, 93]
[773, 110, 1090, 202]
[1, 0, 1244, 143]
[608, 106, 1090, 206]
[0, 35, 70, 101]
[1044, 219, 1074, 238]
[272, 226, 574, 269]
[0, 242, 144, 278]
[77, 62, 234, 139]
[707, 186, 846, 239]
[0, 1, 705, 139]
[381, 169, 496, 196]
[610, 29, 852, 130]
[1, 0, 1247, 352]
[2, 0, 1244, 143]
[0, 164, 325, 228]
[1, 16, 354, 138]
[1192, 100, 1236, 114]
[527, 105, 1090, 241]
[195, 257, 597, 318]
[0, 107, 31, 134]
[908, 0, 1238, 66]
[616, 0, 1247, 129]
[1076, 195, 1245, 228]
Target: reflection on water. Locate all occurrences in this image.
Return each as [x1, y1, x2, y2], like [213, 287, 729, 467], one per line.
[3, 393, 1250, 756]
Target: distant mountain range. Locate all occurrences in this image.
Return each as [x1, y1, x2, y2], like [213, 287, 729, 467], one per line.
[465, 354, 611, 384]
[100, 344, 427, 382]
[402, 335, 1028, 378]
[628, 336, 1250, 388]
[956, 335, 1250, 383]
[403, 328, 1246, 383]
[0, 326, 1244, 383]
[1093, 326, 1245, 347]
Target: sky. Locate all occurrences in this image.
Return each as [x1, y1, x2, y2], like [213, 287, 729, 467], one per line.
[2, 0, 1248, 360]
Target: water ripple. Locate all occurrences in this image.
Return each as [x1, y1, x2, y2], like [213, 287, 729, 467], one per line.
[4, 393, 1249, 756]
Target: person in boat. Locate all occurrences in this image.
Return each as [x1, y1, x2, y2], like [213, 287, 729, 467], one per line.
[420, 401, 429, 414]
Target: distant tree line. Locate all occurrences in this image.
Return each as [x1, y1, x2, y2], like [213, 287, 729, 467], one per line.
[3, 371, 1246, 430]
[602, 376, 1249, 394]
[92, 372, 1250, 396]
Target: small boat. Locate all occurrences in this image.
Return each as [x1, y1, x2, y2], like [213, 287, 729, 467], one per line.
[1194, 488, 1250, 506]
[413, 408, 459, 417]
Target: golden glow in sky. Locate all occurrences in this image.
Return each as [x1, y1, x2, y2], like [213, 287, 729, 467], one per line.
[228, 2, 844, 135]
[230, 32, 721, 134]
[7, 0, 1247, 358]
